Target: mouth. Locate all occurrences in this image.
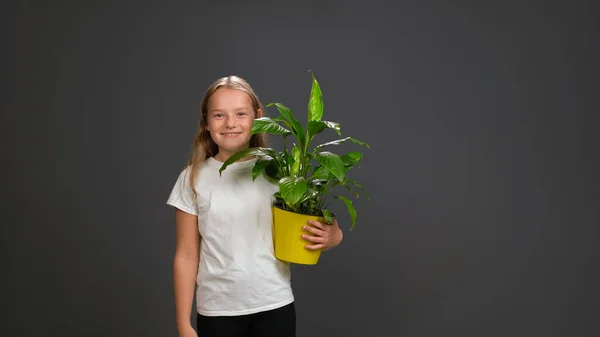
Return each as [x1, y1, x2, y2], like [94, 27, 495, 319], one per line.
[220, 132, 242, 138]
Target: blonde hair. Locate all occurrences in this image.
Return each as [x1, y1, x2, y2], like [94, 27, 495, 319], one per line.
[184, 75, 267, 201]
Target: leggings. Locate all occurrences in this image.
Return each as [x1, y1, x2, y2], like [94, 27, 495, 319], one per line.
[196, 302, 296, 337]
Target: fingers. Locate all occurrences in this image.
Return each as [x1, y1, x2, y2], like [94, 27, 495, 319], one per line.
[301, 220, 335, 250]
[305, 243, 325, 250]
[308, 219, 326, 229]
[301, 232, 325, 244]
[303, 223, 325, 236]
[301, 223, 327, 242]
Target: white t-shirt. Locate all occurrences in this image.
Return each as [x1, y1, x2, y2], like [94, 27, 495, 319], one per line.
[166, 156, 294, 316]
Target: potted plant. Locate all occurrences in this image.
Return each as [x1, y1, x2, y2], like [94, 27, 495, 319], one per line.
[218, 71, 369, 264]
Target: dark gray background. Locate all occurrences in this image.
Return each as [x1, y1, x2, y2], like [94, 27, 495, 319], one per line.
[3, 0, 598, 336]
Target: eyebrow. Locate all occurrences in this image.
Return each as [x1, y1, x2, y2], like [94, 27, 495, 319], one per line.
[209, 107, 250, 113]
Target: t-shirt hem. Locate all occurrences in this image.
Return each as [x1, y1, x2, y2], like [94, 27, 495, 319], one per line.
[196, 296, 295, 317]
[166, 200, 198, 216]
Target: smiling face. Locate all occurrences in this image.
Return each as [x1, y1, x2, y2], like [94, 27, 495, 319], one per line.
[206, 87, 262, 162]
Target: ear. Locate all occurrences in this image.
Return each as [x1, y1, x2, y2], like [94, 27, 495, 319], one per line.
[256, 108, 263, 118]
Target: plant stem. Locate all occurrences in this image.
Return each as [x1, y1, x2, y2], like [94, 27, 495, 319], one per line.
[283, 136, 291, 176]
[302, 131, 311, 178]
[317, 180, 331, 211]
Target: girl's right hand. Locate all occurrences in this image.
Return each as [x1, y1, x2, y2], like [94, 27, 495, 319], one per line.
[179, 325, 198, 337]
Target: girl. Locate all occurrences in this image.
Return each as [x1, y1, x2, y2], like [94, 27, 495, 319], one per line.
[166, 75, 343, 337]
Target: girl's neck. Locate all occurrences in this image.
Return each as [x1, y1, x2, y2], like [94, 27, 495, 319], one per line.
[213, 152, 255, 163]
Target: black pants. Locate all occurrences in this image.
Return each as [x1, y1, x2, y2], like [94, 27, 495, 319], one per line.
[196, 302, 296, 337]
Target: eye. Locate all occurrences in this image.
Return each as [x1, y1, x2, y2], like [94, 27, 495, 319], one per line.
[237, 111, 248, 116]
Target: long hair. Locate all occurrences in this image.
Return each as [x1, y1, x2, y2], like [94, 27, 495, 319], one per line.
[185, 75, 267, 201]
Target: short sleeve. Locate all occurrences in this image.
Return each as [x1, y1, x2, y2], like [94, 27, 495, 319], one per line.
[166, 167, 199, 215]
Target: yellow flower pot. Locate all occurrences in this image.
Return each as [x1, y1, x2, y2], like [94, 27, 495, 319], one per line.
[272, 206, 324, 265]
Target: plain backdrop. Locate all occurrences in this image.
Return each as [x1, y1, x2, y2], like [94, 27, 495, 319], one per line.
[3, 0, 598, 336]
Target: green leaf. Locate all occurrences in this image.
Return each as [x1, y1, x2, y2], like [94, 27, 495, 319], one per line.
[312, 180, 329, 194]
[314, 151, 346, 183]
[346, 179, 370, 201]
[310, 165, 330, 180]
[304, 162, 313, 177]
[322, 209, 333, 224]
[334, 182, 359, 198]
[306, 121, 326, 139]
[340, 152, 363, 166]
[309, 178, 328, 187]
[324, 121, 341, 136]
[252, 159, 272, 181]
[297, 188, 319, 206]
[267, 152, 286, 177]
[307, 120, 341, 140]
[290, 144, 301, 176]
[335, 196, 357, 230]
[308, 71, 323, 122]
[264, 159, 283, 180]
[218, 147, 275, 175]
[314, 137, 370, 152]
[251, 117, 292, 136]
[266, 103, 306, 147]
[279, 177, 308, 206]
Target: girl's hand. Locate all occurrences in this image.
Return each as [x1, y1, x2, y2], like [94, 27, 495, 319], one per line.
[301, 218, 343, 251]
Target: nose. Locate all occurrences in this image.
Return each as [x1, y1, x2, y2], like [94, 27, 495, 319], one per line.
[225, 115, 236, 128]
